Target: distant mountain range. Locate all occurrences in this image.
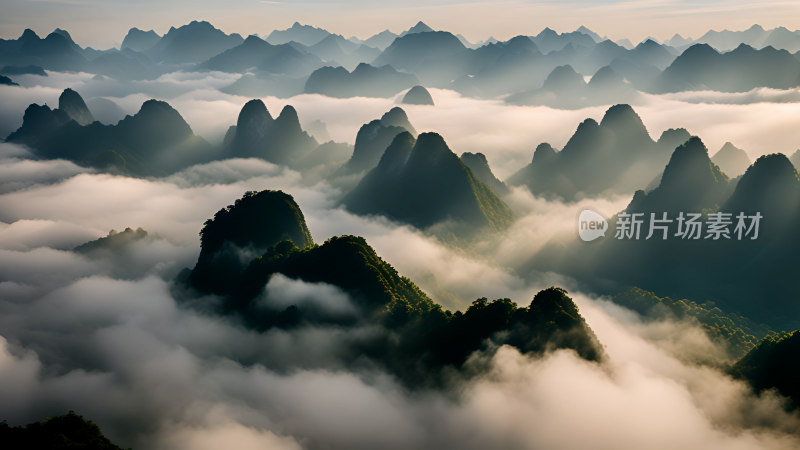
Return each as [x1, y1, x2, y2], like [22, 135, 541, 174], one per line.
[4, 21, 800, 101]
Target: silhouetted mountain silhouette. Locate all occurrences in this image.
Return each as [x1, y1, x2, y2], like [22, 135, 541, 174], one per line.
[146, 20, 243, 64]
[344, 132, 513, 235]
[198, 35, 322, 77]
[7, 89, 214, 176]
[508, 104, 677, 200]
[120, 27, 160, 52]
[266, 22, 331, 46]
[533, 142, 800, 327]
[658, 43, 800, 92]
[401, 85, 435, 105]
[304, 63, 418, 98]
[58, 87, 94, 125]
[182, 189, 600, 386]
[223, 99, 318, 167]
[338, 107, 416, 173]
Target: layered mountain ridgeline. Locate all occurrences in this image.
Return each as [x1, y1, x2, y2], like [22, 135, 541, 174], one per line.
[338, 107, 416, 174]
[222, 99, 319, 168]
[712, 142, 751, 177]
[0, 411, 125, 450]
[613, 288, 784, 359]
[534, 139, 800, 328]
[266, 22, 332, 46]
[506, 64, 640, 108]
[685, 24, 800, 53]
[144, 20, 243, 64]
[304, 63, 418, 98]
[303, 34, 381, 70]
[508, 104, 688, 200]
[732, 331, 800, 408]
[401, 85, 435, 105]
[182, 189, 602, 385]
[0, 28, 163, 80]
[343, 132, 513, 237]
[6, 89, 215, 176]
[656, 43, 800, 92]
[197, 35, 323, 77]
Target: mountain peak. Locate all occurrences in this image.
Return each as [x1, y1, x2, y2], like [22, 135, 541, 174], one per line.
[237, 99, 273, 128]
[20, 28, 39, 41]
[406, 132, 454, 167]
[51, 28, 74, 42]
[275, 104, 302, 133]
[58, 88, 94, 126]
[599, 104, 650, 142]
[192, 190, 313, 294]
[405, 21, 434, 35]
[542, 64, 585, 92]
[380, 106, 415, 133]
[658, 136, 726, 192]
[725, 153, 800, 217]
[401, 85, 435, 105]
[712, 142, 751, 177]
[532, 142, 557, 164]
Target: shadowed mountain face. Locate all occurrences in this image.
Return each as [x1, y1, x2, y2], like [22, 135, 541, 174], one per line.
[120, 27, 160, 52]
[339, 107, 416, 173]
[460, 152, 509, 195]
[343, 132, 513, 235]
[198, 35, 323, 77]
[732, 331, 800, 408]
[223, 99, 318, 167]
[401, 85, 435, 105]
[0, 74, 17, 85]
[6, 89, 214, 176]
[145, 20, 244, 64]
[183, 189, 601, 386]
[304, 63, 418, 98]
[0, 411, 125, 450]
[533, 143, 800, 328]
[508, 104, 680, 200]
[190, 190, 314, 295]
[58, 87, 94, 125]
[657, 43, 800, 92]
[712, 142, 751, 177]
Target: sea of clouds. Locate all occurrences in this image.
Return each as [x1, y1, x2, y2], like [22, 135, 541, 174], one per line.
[1, 71, 799, 449]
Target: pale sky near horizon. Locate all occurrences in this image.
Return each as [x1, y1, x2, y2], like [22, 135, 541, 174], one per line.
[1, 0, 799, 48]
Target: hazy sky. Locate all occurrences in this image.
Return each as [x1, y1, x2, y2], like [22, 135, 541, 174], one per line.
[1, 0, 799, 48]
